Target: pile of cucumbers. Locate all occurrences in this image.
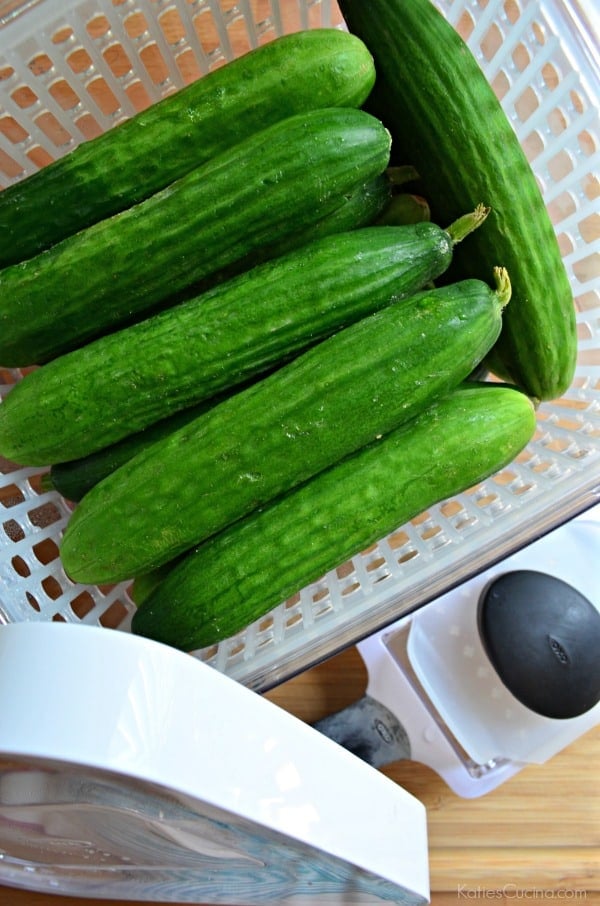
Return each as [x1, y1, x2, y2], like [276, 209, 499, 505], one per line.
[0, 3, 576, 652]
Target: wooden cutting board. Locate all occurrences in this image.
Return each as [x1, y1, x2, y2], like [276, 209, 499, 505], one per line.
[0, 644, 598, 905]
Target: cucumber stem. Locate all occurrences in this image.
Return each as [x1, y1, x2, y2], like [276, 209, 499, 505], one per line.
[493, 266, 512, 310]
[446, 203, 490, 244]
[376, 192, 430, 226]
[385, 164, 420, 186]
[40, 472, 54, 493]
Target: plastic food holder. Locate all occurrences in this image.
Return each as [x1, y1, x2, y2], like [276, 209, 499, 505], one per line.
[1, 0, 599, 693]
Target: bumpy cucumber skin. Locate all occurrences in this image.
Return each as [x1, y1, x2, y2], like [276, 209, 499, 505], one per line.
[43, 375, 270, 502]
[35, 177, 391, 493]
[148, 173, 393, 314]
[132, 564, 178, 610]
[0, 223, 456, 466]
[131, 383, 536, 651]
[208, 173, 392, 287]
[60, 277, 507, 585]
[0, 107, 391, 367]
[339, 0, 577, 401]
[46, 405, 213, 503]
[0, 30, 376, 268]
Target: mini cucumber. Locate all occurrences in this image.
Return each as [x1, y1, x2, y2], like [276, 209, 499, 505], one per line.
[40, 374, 272, 503]
[59, 268, 510, 585]
[0, 107, 391, 367]
[42, 403, 216, 503]
[0, 212, 486, 466]
[188, 171, 422, 304]
[181, 172, 392, 301]
[130, 382, 536, 651]
[0, 29, 376, 267]
[339, 0, 577, 401]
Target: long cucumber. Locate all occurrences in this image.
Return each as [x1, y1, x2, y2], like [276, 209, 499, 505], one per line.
[0, 107, 391, 367]
[195, 172, 393, 295]
[131, 383, 536, 651]
[338, 0, 577, 401]
[59, 269, 511, 585]
[42, 402, 220, 503]
[0, 29, 375, 267]
[0, 212, 487, 466]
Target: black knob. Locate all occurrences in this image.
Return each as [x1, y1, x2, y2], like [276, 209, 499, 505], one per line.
[477, 570, 600, 720]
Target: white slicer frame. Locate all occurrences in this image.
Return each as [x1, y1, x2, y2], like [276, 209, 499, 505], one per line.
[357, 504, 600, 798]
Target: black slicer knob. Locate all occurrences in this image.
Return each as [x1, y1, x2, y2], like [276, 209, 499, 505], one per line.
[477, 570, 600, 720]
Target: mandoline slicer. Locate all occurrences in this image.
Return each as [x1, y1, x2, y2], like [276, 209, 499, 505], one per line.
[315, 502, 600, 798]
[0, 619, 429, 905]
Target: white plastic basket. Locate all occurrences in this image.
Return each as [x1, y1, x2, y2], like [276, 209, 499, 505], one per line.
[1, 0, 599, 691]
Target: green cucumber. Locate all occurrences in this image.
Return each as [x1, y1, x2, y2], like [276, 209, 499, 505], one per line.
[0, 107, 391, 367]
[274, 173, 392, 248]
[0, 29, 375, 268]
[42, 403, 218, 503]
[180, 172, 392, 300]
[35, 177, 393, 497]
[338, 0, 577, 401]
[131, 382, 536, 651]
[131, 564, 178, 610]
[0, 212, 487, 466]
[60, 268, 510, 585]
[42, 370, 278, 503]
[40, 375, 272, 503]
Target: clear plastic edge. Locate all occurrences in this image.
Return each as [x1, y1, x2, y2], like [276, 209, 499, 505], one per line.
[232, 477, 600, 692]
[548, 0, 600, 94]
[0, 0, 45, 29]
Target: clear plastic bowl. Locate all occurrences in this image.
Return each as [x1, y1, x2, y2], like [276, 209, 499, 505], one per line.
[1, 0, 598, 691]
